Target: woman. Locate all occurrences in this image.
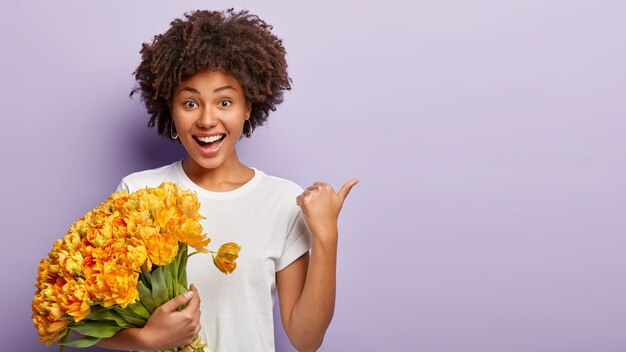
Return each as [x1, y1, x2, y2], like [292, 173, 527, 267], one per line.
[98, 9, 357, 352]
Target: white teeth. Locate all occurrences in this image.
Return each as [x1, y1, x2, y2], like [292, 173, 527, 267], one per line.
[196, 135, 224, 143]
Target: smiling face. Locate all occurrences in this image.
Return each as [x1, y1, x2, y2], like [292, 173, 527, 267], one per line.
[170, 69, 251, 172]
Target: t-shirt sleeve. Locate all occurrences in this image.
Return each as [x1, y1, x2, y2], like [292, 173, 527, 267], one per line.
[115, 179, 129, 193]
[275, 209, 312, 272]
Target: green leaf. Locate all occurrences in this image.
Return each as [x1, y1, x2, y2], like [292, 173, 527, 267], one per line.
[59, 328, 71, 352]
[174, 243, 187, 296]
[113, 307, 147, 327]
[136, 281, 157, 312]
[59, 335, 101, 348]
[170, 252, 179, 297]
[140, 265, 152, 289]
[86, 306, 132, 327]
[176, 283, 188, 293]
[70, 321, 123, 338]
[178, 244, 189, 289]
[151, 266, 169, 307]
[163, 263, 174, 300]
[126, 300, 151, 320]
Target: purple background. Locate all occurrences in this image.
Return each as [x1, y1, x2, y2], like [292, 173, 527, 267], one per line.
[1, 0, 625, 351]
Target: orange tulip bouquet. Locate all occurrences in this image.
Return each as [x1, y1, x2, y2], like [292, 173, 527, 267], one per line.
[32, 182, 240, 352]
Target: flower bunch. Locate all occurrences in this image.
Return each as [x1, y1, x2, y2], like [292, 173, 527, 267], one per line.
[32, 182, 240, 351]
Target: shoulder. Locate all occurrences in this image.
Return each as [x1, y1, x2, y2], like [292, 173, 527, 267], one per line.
[246, 169, 305, 213]
[117, 161, 180, 193]
[257, 170, 305, 196]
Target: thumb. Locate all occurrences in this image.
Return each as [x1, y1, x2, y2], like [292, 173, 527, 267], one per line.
[160, 289, 194, 312]
[337, 178, 359, 202]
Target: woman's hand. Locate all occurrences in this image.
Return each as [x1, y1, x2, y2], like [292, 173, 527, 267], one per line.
[279, 178, 358, 350]
[296, 179, 358, 243]
[139, 284, 202, 350]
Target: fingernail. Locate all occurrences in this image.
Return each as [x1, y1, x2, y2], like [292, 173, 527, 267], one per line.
[184, 291, 193, 299]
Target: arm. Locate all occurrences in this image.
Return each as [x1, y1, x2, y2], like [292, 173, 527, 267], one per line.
[96, 285, 202, 351]
[276, 179, 358, 351]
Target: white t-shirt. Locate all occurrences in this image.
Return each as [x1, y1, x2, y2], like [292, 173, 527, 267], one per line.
[116, 161, 311, 352]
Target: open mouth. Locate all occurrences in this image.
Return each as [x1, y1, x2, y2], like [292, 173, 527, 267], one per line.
[194, 134, 225, 148]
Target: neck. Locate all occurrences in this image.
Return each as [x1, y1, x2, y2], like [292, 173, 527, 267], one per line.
[182, 153, 253, 192]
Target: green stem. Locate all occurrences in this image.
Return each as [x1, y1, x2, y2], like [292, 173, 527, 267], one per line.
[188, 250, 206, 257]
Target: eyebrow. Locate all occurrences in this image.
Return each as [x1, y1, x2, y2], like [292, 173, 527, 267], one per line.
[213, 85, 237, 93]
[177, 85, 238, 95]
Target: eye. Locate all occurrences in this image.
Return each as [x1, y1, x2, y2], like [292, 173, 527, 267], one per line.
[219, 99, 232, 108]
[183, 100, 198, 109]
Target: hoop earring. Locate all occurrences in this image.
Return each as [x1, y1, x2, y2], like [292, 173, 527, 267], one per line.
[170, 123, 178, 140]
[245, 118, 253, 137]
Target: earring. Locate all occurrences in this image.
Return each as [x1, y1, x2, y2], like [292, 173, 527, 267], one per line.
[244, 118, 253, 137]
[170, 123, 178, 140]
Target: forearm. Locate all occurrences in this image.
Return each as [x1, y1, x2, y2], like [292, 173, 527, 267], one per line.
[96, 327, 151, 351]
[288, 231, 338, 351]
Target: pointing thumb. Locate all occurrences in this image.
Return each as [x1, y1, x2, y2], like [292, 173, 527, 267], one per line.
[338, 178, 359, 201]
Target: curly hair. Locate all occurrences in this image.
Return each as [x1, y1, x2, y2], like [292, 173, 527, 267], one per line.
[131, 9, 292, 139]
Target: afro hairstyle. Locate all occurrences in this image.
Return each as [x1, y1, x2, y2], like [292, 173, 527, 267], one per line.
[131, 8, 292, 139]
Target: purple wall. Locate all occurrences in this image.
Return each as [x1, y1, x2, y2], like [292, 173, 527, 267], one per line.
[2, 1, 625, 351]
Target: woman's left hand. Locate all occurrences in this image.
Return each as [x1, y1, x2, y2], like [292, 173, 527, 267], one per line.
[296, 179, 359, 243]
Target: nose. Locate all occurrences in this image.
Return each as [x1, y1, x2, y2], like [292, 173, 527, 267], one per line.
[196, 106, 218, 129]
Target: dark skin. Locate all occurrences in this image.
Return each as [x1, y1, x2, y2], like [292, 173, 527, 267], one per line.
[96, 284, 201, 350]
[100, 9, 358, 351]
[98, 69, 358, 351]
[132, 9, 292, 141]
[277, 180, 358, 351]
